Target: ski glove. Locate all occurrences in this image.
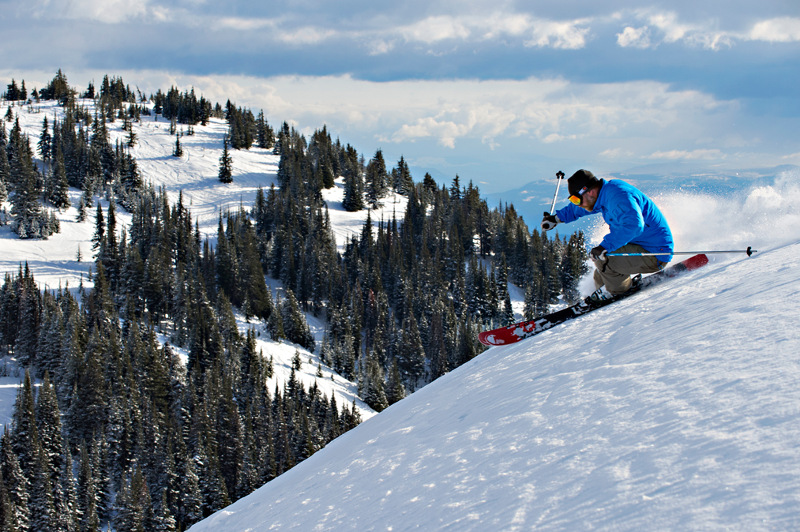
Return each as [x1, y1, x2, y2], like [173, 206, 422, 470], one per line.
[590, 245, 607, 262]
[541, 213, 560, 231]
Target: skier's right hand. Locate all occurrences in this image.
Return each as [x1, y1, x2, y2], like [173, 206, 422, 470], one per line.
[541, 213, 560, 231]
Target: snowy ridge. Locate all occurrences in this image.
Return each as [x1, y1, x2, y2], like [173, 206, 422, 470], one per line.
[190, 241, 800, 531]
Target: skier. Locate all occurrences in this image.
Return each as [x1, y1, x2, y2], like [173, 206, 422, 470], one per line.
[540, 169, 674, 298]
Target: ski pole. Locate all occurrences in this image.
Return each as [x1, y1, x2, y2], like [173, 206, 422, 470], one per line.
[543, 171, 565, 231]
[607, 247, 757, 257]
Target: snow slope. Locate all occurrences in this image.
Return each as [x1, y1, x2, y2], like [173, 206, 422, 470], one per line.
[0, 98, 398, 422]
[190, 239, 800, 531]
[0, 100, 406, 289]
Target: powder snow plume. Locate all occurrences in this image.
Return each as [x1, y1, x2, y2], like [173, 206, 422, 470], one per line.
[659, 168, 800, 255]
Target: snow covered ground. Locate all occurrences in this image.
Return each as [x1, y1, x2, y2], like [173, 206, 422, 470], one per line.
[190, 237, 800, 531]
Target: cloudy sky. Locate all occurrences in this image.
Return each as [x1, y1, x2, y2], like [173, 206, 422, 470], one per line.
[2, 0, 798, 192]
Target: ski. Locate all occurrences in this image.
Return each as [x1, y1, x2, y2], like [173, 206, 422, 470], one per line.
[478, 253, 709, 347]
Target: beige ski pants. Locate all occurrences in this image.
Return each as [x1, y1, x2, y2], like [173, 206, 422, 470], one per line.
[592, 244, 668, 295]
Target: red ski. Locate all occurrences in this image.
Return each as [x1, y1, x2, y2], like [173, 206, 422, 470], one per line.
[479, 254, 709, 347]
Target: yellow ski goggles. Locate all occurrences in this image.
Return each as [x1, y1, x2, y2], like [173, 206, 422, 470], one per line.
[569, 186, 588, 205]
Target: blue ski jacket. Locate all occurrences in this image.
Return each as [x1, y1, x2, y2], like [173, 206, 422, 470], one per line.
[555, 179, 674, 263]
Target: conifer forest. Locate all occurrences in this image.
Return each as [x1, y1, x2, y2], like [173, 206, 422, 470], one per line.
[0, 71, 588, 530]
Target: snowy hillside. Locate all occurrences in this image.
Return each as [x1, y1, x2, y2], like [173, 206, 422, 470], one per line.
[1, 99, 405, 289]
[0, 98, 411, 422]
[190, 238, 800, 531]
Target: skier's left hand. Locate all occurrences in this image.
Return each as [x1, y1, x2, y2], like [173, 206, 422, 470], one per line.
[590, 245, 607, 262]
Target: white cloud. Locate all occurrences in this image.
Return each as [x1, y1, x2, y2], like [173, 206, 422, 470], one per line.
[542, 132, 579, 143]
[646, 12, 691, 44]
[391, 117, 469, 148]
[240, 75, 729, 155]
[31, 0, 156, 23]
[216, 17, 337, 45]
[367, 39, 396, 55]
[274, 26, 339, 45]
[399, 15, 471, 44]
[647, 149, 724, 160]
[619, 10, 734, 51]
[617, 26, 651, 48]
[600, 148, 634, 159]
[480, 13, 534, 39]
[748, 17, 800, 43]
[627, 12, 800, 50]
[218, 17, 277, 32]
[685, 31, 733, 51]
[524, 19, 590, 50]
[391, 13, 591, 50]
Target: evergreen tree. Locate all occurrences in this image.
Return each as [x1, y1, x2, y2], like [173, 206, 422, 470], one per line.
[92, 203, 104, 254]
[152, 490, 178, 531]
[47, 144, 71, 209]
[560, 232, 588, 304]
[361, 351, 389, 412]
[342, 148, 364, 212]
[113, 467, 153, 532]
[218, 136, 233, 183]
[11, 370, 38, 476]
[176, 450, 202, 527]
[0, 466, 17, 531]
[38, 116, 52, 163]
[173, 135, 183, 157]
[256, 110, 274, 149]
[35, 373, 64, 489]
[8, 125, 48, 238]
[29, 444, 56, 531]
[397, 312, 425, 391]
[77, 441, 101, 532]
[66, 330, 109, 445]
[126, 122, 137, 147]
[365, 148, 388, 208]
[54, 451, 78, 532]
[0, 147, 8, 205]
[12, 270, 41, 367]
[385, 359, 406, 405]
[0, 429, 30, 531]
[392, 155, 414, 195]
[280, 290, 315, 350]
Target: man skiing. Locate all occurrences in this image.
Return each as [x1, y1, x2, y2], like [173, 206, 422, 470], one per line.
[541, 169, 674, 298]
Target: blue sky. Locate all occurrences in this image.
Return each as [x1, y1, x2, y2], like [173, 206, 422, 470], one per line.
[2, 0, 799, 192]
